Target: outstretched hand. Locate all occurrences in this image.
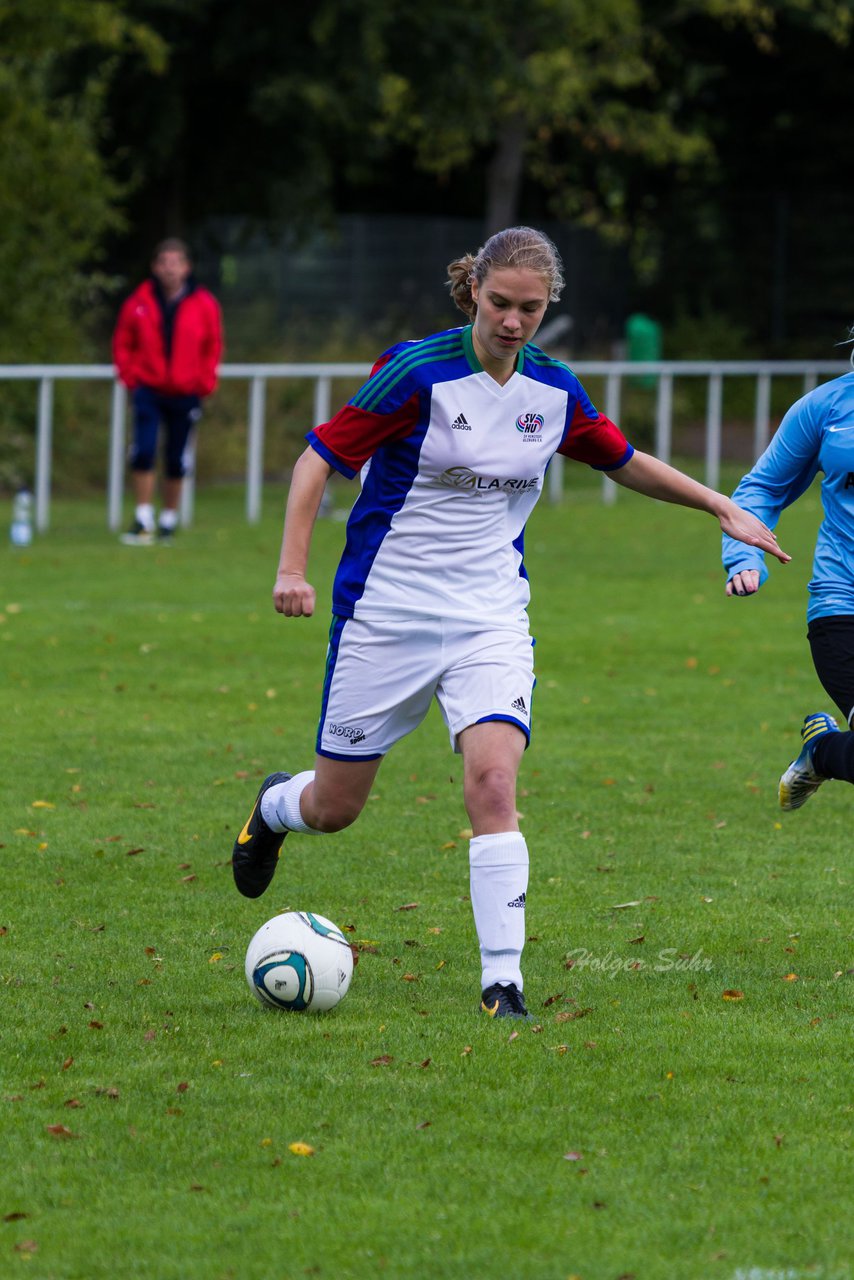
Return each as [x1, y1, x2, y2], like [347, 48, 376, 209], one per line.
[719, 503, 790, 565]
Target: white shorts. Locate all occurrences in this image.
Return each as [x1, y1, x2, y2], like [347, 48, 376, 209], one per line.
[316, 614, 536, 760]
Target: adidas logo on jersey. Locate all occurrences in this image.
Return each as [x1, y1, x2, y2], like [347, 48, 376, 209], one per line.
[511, 695, 527, 713]
[507, 893, 526, 909]
[450, 413, 471, 431]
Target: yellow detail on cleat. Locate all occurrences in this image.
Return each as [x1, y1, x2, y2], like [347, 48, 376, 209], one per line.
[237, 810, 257, 845]
[481, 998, 500, 1017]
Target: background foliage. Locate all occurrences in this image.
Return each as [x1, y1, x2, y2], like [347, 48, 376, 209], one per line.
[1, 0, 852, 365]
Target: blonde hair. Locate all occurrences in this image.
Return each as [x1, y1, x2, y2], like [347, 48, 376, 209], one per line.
[447, 226, 564, 319]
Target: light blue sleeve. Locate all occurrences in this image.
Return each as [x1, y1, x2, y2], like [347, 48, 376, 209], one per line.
[722, 391, 822, 586]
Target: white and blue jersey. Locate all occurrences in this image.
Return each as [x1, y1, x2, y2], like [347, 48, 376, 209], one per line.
[308, 324, 633, 624]
[722, 371, 854, 621]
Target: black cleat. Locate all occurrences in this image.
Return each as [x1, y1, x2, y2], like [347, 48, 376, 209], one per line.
[480, 982, 531, 1020]
[232, 772, 292, 898]
[120, 519, 155, 546]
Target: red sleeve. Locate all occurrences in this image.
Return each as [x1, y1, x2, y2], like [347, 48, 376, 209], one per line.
[557, 407, 633, 471]
[199, 292, 223, 396]
[308, 394, 421, 478]
[112, 295, 139, 389]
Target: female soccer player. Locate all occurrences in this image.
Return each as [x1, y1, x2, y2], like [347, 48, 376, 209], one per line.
[233, 226, 788, 1019]
[723, 351, 854, 810]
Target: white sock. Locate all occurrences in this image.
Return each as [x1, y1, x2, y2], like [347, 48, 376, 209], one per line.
[135, 503, 155, 531]
[469, 832, 529, 991]
[261, 771, 321, 834]
[159, 508, 178, 531]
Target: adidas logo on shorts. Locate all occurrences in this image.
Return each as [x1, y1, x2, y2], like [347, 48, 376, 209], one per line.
[511, 695, 527, 713]
[450, 413, 471, 431]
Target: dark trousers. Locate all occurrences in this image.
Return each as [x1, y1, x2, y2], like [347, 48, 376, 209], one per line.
[129, 386, 202, 479]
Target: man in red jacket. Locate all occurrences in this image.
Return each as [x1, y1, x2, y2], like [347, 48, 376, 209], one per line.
[113, 238, 223, 543]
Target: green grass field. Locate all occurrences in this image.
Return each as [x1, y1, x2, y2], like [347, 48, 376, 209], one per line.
[1, 475, 851, 1280]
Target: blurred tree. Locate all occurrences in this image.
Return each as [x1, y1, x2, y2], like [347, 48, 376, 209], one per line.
[0, 0, 164, 359]
[29, 0, 844, 352]
[100, 1, 850, 263]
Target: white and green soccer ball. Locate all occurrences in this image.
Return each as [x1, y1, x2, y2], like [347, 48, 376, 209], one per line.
[245, 911, 354, 1013]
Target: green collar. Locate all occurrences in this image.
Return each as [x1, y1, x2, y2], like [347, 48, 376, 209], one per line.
[463, 324, 526, 377]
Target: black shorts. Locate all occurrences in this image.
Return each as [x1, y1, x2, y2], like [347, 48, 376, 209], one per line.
[807, 615, 854, 726]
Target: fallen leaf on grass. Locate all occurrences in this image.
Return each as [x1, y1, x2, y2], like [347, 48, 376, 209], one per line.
[507, 1030, 519, 1043]
[369, 1055, 394, 1067]
[782, 973, 799, 982]
[64, 1098, 84, 1109]
[415, 1121, 431, 1130]
[177, 1082, 189, 1094]
[288, 1142, 315, 1157]
[61, 1057, 74, 1071]
[31, 801, 55, 809]
[461, 1046, 472, 1056]
[395, 902, 420, 911]
[401, 973, 419, 982]
[555, 1007, 593, 1023]
[610, 901, 642, 910]
[45, 1124, 79, 1139]
[564, 1151, 583, 1161]
[14, 1241, 38, 1257]
[3, 1212, 29, 1222]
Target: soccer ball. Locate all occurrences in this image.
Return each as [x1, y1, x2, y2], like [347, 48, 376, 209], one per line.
[245, 911, 354, 1013]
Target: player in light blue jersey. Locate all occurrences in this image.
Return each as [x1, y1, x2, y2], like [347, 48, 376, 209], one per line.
[232, 226, 789, 1020]
[723, 357, 854, 809]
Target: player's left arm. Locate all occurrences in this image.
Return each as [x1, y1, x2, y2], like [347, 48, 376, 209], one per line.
[199, 295, 224, 396]
[611, 449, 792, 565]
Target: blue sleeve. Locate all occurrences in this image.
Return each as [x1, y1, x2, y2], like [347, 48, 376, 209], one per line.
[722, 392, 822, 585]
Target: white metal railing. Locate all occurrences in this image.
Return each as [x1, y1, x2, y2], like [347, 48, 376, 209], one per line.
[0, 359, 846, 531]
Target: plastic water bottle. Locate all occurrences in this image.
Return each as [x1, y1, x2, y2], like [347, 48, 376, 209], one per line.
[10, 489, 33, 547]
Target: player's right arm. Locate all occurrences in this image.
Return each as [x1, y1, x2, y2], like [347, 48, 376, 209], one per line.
[112, 295, 139, 389]
[273, 446, 333, 617]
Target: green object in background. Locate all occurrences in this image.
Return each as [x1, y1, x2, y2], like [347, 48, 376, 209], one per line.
[626, 312, 661, 387]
